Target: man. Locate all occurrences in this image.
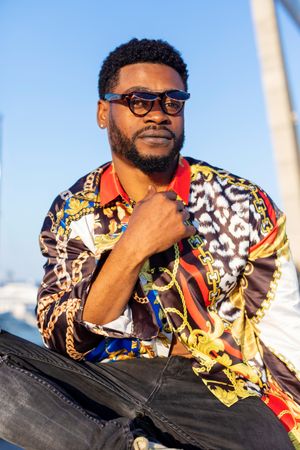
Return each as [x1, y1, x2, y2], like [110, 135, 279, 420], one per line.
[0, 38, 299, 450]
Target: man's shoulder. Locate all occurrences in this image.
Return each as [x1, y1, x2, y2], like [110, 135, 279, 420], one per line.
[185, 156, 282, 234]
[52, 162, 110, 207]
[62, 162, 110, 201]
[185, 157, 258, 193]
[41, 162, 110, 234]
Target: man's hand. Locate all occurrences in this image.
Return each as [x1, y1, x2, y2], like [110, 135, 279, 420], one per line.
[124, 185, 195, 262]
[83, 186, 195, 325]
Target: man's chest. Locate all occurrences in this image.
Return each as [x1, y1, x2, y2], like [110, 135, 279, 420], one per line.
[89, 191, 251, 317]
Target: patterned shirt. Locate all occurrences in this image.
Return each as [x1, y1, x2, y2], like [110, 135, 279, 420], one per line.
[37, 156, 300, 446]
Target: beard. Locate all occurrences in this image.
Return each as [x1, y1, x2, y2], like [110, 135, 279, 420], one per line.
[108, 115, 185, 174]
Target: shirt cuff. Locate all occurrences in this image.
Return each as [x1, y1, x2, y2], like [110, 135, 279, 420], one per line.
[83, 305, 133, 335]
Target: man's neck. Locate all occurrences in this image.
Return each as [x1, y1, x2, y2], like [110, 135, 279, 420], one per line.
[112, 154, 178, 203]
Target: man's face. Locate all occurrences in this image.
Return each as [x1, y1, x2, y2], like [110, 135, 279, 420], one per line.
[101, 63, 186, 174]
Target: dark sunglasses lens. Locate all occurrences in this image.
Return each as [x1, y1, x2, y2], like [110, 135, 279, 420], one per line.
[162, 91, 189, 115]
[162, 99, 183, 115]
[128, 90, 189, 116]
[129, 93, 154, 116]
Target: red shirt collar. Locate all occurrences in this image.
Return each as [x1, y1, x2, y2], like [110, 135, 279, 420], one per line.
[100, 156, 191, 206]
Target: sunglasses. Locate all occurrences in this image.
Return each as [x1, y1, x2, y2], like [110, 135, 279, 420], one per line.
[104, 90, 190, 117]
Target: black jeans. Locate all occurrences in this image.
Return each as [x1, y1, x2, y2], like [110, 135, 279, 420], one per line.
[0, 331, 294, 450]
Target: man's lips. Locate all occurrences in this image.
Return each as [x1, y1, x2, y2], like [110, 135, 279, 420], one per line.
[137, 129, 174, 146]
[138, 130, 173, 139]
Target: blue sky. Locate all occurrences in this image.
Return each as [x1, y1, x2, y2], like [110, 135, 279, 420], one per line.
[0, 1, 299, 281]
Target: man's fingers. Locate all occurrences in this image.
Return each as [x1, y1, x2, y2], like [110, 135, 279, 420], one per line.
[182, 209, 190, 221]
[184, 224, 196, 238]
[176, 200, 185, 212]
[165, 191, 177, 201]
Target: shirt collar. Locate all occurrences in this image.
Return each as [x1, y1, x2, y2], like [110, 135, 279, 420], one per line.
[99, 156, 191, 206]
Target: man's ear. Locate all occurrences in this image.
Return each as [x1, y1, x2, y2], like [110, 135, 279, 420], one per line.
[97, 100, 108, 129]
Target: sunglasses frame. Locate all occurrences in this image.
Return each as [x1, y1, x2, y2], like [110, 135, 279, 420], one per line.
[104, 90, 190, 117]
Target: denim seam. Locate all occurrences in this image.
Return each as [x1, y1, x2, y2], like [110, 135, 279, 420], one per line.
[141, 357, 209, 449]
[143, 356, 173, 405]
[144, 404, 209, 450]
[1, 350, 206, 447]
[4, 351, 142, 408]
[2, 358, 133, 429]
[1, 348, 89, 373]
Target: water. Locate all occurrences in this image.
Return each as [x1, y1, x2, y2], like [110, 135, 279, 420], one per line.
[0, 442, 21, 450]
[0, 312, 41, 344]
[0, 282, 40, 450]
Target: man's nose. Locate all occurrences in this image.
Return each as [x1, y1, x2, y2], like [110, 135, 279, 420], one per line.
[144, 99, 171, 124]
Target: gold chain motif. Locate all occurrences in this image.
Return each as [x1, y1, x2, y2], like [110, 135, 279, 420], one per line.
[188, 234, 221, 305]
[39, 234, 49, 255]
[42, 298, 72, 340]
[250, 255, 282, 325]
[152, 244, 180, 292]
[54, 237, 71, 291]
[71, 251, 89, 284]
[252, 191, 273, 235]
[83, 170, 100, 192]
[37, 292, 64, 333]
[152, 244, 192, 335]
[266, 346, 300, 382]
[66, 298, 89, 360]
[133, 292, 149, 304]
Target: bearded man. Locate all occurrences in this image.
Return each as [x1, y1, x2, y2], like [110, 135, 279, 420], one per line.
[0, 38, 299, 450]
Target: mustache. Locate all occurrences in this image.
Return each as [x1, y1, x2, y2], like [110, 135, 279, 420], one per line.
[132, 125, 176, 141]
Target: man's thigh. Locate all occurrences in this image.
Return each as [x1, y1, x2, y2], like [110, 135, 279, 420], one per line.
[146, 357, 293, 450]
[0, 331, 167, 419]
[0, 332, 136, 450]
[85, 354, 294, 449]
[0, 332, 190, 448]
[0, 331, 145, 419]
[0, 332, 293, 449]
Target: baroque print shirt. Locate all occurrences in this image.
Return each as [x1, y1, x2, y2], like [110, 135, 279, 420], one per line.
[37, 157, 300, 446]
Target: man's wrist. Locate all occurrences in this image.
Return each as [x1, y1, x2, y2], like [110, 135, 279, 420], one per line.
[115, 231, 148, 268]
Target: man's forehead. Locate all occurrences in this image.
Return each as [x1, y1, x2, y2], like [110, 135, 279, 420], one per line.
[115, 62, 185, 92]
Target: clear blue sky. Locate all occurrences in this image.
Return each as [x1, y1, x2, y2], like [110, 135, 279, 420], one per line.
[0, 1, 299, 281]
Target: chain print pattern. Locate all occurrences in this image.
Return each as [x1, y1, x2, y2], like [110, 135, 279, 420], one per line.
[250, 258, 282, 325]
[82, 169, 100, 192]
[37, 291, 65, 334]
[133, 293, 149, 304]
[41, 298, 75, 340]
[152, 244, 180, 292]
[188, 234, 221, 305]
[66, 298, 89, 360]
[37, 159, 300, 442]
[54, 237, 71, 291]
[71, 251, 89, 285]
[152, 244, 191, 334]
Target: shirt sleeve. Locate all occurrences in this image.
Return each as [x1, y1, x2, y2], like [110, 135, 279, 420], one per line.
[244, 187, 300, 375]
[37, 194, 133, 359]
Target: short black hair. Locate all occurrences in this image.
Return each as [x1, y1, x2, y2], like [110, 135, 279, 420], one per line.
[98, 38, 188, 99]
